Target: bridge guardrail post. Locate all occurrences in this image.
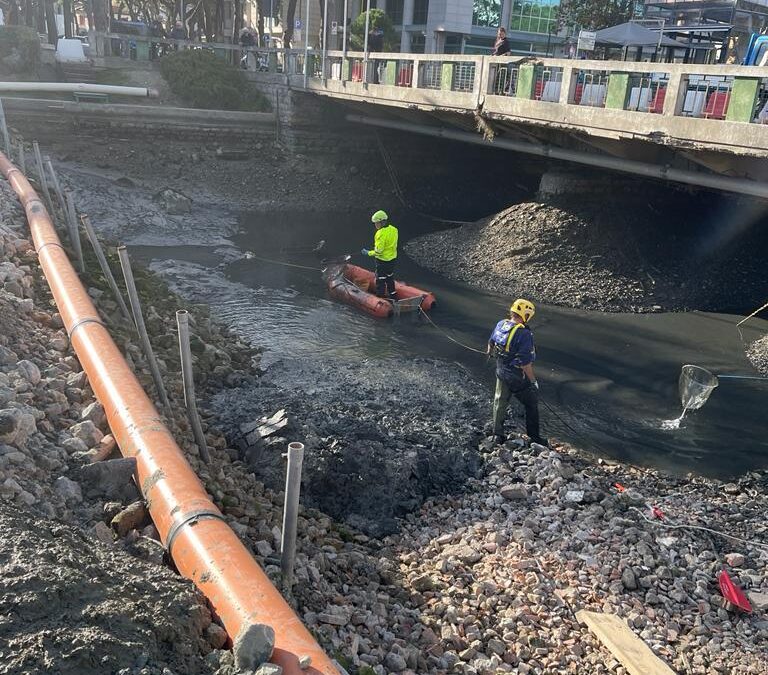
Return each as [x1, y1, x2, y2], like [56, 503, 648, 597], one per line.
[662, 71, 684, 117]
[411, 58, 421, 89]
[517, 63, 535, 99]
[726, 77, 760, 122]
[441, 62, 454, 91]
[605, 71, 629, 109]
[559, 63, 575, 104]
[476, 56, 488, 106]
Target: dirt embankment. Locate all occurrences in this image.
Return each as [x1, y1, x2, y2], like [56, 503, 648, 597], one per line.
[406, 197, 768, 314]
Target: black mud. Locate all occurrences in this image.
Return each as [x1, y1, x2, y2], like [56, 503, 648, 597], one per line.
[212, 357, 487, 536]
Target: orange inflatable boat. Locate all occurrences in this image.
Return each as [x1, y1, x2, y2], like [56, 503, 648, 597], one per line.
[322, 262, 436, 318]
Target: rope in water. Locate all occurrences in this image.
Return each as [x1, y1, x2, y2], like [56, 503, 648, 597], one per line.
[737, 298, 768, 327]
[418, 307, 487, 354]
[245, 252, 321, 272]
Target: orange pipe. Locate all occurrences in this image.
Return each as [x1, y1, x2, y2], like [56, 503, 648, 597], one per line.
[0, 154, 338, 675]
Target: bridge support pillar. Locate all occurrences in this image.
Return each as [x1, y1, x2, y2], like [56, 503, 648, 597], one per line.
[726, 77, 760, 122]
[605, 72, 629, 110]
[516, 64, 535, 99]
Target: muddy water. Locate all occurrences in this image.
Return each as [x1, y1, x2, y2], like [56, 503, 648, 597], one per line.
[133, 209, 768, 480]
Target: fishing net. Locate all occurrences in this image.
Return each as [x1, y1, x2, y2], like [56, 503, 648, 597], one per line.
[679, 365, 719, 410]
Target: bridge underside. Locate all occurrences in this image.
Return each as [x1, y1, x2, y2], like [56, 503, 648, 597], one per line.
[315, 96, 768, 199]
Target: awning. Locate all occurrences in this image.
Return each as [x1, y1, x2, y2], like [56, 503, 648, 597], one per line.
[595, 22, 686, 48]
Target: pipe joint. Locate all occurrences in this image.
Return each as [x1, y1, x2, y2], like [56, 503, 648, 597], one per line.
[164, 509, 227, 554]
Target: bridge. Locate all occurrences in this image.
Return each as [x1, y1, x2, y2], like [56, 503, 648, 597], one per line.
[95, 35, 768, 197]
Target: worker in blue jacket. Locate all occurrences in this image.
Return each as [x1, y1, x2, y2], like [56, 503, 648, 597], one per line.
[487, 298, 547, 446]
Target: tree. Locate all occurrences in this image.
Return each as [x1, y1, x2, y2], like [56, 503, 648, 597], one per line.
[557, 0, 640, 32]
[349, 9, 395, 51]
[282, 0, 297, 46]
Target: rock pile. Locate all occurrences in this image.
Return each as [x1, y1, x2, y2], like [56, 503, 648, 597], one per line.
[747, 335, 768, 376]
[405, 198, 768, 314]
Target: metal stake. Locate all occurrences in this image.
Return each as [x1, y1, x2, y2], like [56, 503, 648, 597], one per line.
[175, 309, 212, 464]
[303, 0, 310, 87]
[281, 441, 304, 590]
[0, 99, 10, 156]
[321, 0, 329, 81]
[363, 0, 371, 85]
[81, 215, 132, 323]
[64, 191, 86, 273]
[44, 157, 66, 213]
[118, 245, 174, 421]
[32, 141, 54, 213]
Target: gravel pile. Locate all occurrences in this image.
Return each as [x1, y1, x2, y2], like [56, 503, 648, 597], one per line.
[406, 199, 768, 313]
[747, 335, 768, 376]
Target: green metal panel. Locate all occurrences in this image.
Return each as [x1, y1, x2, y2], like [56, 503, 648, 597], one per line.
[605, 72, 630, 110]
[726, 77, 760, 122]
[441, 63, 454, 91]
[342, 58, 350, 80]
[516, 64, 535, 99]
[268, 52, 278, 72]
[135, 39, 150, 61]
[384, 60, 396, 86]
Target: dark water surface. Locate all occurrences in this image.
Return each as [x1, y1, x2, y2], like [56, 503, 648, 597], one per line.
[133, 209, 768, 480]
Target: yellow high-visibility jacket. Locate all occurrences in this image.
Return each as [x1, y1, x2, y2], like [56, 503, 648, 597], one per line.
[367, 224, 398, 262]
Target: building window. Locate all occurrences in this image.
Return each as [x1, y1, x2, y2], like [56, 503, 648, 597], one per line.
[509, 0, 559, 35]
[473, 0, 502, 28]
[411, 33, 426, 52]
[388, 0, 405, 25]
[413, 0, 429, 24]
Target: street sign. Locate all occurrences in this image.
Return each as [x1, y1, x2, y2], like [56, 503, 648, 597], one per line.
[331, 20, 338, 35]
[578, 30, 596, 51]
[295, 19, 302, 29]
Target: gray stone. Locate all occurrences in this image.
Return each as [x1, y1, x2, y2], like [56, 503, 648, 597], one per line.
[0, 345, 18, 366]
[500, 484, 528, 500]
[383, 651, 407, 672]
[254, 540, 273, 557]
[254, 665, 283, 675]
[444, 544, 483, 565]
[621, 567, 638, 590]
[54, 476, 83, 504]
[0, 408, 35, 446]
[15, 360, 41, 385]
[157, 188, 192, 214]
[80, 401, 107, 429]
[69, 420, 104, 448]
[233, 623, 275, 671]
[747, 591, 768, 611]
[411, 574, 436, 592]
[62, 437, 89, 454]
[298, 655, 312, 670]
[92, 520, 114, 545]
[725, 552, 745, 567]
[79, 458, 137, 499]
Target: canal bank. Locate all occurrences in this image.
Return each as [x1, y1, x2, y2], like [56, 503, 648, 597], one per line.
[4, 127, 767, 674]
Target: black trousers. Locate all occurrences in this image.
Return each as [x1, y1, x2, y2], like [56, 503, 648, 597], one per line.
[493, 377, 540, 440]
[375, 258, 396, 299]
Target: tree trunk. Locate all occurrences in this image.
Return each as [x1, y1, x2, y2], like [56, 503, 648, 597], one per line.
[283, 0, 297, 47]
[44, 0, 58, 44]
[62, 0, 73, 37]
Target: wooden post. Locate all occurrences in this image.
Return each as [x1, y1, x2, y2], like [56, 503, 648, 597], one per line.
[175, 309, 212, 464]
[64, 191, 86, 273]
[81, 214, 132, 323]
[117, 246, 174, 420]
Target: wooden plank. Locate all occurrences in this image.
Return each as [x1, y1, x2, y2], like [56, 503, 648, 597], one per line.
[576, 610, 677, 675]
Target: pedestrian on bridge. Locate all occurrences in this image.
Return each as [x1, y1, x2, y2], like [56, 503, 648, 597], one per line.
[487, 299, 547, 447]
[492, 27, 510, 56]
[362, 210, 398, 300]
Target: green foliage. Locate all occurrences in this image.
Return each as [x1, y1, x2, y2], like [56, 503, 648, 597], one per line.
[159, 49, 271, 111]
[557, 0, 640, 31]
[0, 26, 40, 73]
[349, 10, 397, 52]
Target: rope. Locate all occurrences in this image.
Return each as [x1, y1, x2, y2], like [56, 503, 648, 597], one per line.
[418, 307, 487, 354]
[244, 252, 320, 272]
[630, 507, 768, 552]
[737, 298, 768, 327]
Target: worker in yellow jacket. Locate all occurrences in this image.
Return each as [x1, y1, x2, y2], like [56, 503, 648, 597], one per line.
[362, 210, 398, 300]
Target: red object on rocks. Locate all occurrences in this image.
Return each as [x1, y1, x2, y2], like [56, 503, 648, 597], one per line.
[718, 570, 753, 612]
[651, 505, 664, 520]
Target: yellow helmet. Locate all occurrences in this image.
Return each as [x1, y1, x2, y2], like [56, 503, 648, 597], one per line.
[510, 298, 535, 323]
[371, 210, 388, 223]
